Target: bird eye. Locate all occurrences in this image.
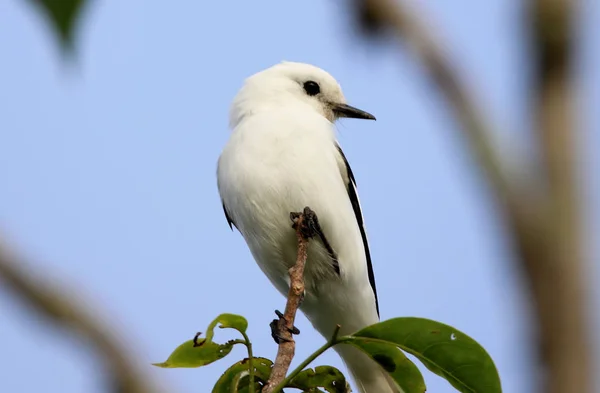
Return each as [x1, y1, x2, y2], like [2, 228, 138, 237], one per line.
[303, 81, 320, 96]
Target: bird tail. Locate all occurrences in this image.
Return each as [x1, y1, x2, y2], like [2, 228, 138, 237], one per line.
[335, 344, 403, 393]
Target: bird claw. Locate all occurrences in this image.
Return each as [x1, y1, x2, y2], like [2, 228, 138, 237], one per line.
[290, 206, 320, 239]
[270, 309, 301, 344]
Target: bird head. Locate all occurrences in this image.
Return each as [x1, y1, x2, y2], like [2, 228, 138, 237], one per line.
[230, 61, 375, 127]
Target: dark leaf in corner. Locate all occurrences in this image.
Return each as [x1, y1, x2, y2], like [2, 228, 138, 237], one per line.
[27, 0, 86, 50]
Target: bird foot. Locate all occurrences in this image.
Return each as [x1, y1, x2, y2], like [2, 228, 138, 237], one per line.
[269, 309, 300, 344]
[290, 206, 320, 239]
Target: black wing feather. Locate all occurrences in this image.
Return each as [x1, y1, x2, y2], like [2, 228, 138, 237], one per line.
[336, 144, 380, 317]
[222, 202, 235, 230]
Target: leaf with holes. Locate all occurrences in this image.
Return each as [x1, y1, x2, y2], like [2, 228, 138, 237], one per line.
[152, 338, 235, 368]
[212, 357, 273, 393]
[287, 365, 350, 393]
[351, 317, 501, 393]
[28, 0, 86, 49]
[342, 339, 426, 393]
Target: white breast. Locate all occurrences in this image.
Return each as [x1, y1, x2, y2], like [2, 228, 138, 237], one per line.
[217, 107, 369, 299]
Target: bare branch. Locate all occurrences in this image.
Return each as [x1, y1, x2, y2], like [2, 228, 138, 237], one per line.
[263, 208, 314, 392]
[0, 239, 163, 393]
[351, 0, 549, 317]
[351, 0, 594, 392]
[529, 0, 593, 392]
[355, 0, 519, 208]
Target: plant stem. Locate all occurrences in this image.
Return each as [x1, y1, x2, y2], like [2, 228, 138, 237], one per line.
[227, 339, 247, 346]
[271, 325, 342, 393]
[241, 331, 255, 393]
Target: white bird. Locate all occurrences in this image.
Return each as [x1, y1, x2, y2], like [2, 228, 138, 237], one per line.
[217, 61, 400, 393]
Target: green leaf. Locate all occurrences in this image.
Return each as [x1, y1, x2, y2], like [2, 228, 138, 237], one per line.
[287, 365, 350, 393]
[212, 357, 273, 393]
[153, 314, 249, 370]
[343, 339, 426, 393]
[207, 313, 249, 341]
[152, 338, 234, 368]
[352, 317, 501, 393]
[27, 0, 86, 50]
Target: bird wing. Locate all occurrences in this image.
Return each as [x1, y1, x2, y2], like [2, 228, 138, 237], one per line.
[335, 143, 380, 317]
[222, 201, 236, 231]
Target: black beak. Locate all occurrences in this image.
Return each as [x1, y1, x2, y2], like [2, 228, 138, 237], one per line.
[331, 103, 376, 120]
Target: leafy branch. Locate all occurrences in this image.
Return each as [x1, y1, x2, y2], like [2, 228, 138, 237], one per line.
[155, 209, 501, 393]
[156, 311, 502, 392]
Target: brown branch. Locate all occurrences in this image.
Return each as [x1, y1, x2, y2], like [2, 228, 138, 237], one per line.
[0, 238, 163, 393]
[352, 0, 593, 392]
[355, 0, 520, 208]
[351, 0, 549, 327]
[351, 0, 546, 330]
[263, 208, 313, 392]
[529, 0, 593, 392]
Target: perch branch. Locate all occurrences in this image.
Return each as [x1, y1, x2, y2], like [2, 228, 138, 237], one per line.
[263, 207, 315, 392]
[0, 238, 162, 393]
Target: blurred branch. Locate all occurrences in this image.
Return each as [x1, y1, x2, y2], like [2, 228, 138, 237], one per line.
[354, 0, 518, 207]
[0, 239, 163, 393]
[529, 0, 592, 392]
[263, 208, 314, 392]
[351, 0, 593, 392]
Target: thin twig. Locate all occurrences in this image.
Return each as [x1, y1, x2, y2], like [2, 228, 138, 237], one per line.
[529, 0, 592, 392]
[0, 238, 162, 393]
[263, 209, 312, 392]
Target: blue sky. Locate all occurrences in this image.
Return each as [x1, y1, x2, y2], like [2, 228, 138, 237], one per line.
[0, 0, 598, 392]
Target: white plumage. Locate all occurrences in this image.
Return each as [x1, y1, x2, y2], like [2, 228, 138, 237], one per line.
[217, 61, 400, 393]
